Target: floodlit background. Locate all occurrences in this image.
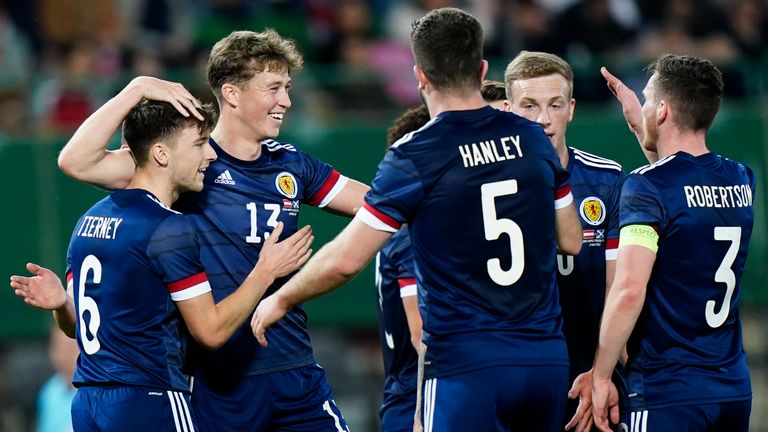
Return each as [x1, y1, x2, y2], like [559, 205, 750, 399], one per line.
[0, 0, 766, 431]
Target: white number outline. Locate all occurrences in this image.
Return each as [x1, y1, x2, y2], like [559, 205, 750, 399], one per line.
[78, 254, 102, 355]
[245, 202, 282, 243]
[481, 180, 525, 286]
[705, 226, 741, 328]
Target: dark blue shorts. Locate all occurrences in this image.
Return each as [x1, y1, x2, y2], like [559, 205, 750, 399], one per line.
[420, 364, 568, 432]
[619, 400, 751, 432]
[191, 363, 348, 432]
[71, 386, 197, 431]
[380, 392, 417, 432]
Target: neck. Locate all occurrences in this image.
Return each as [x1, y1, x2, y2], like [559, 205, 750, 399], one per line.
[657, 128, 709, 159]
[126, 169, 175, 207]
[556, 142, 569, 169]
[210, 116, 264, 161]
[425, 89, 487, 118]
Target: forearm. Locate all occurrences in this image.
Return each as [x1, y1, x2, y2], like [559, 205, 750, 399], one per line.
[556, 203, 582, 255]
[58, 84, 142, 188]
[199, 268, 276, 349]
[53, 296, 77, 338]
[593, 286, 643, 381]
[277, 239, 359, 308]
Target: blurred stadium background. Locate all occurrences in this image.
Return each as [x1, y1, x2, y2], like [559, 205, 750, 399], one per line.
[0, 0, 766, 431]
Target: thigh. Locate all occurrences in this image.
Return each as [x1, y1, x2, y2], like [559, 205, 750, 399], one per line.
[270, 363, 349, 432]
[380, 395, 417, 432]
[74, 386, 197, 432]
[191, 374, 271, 432]
[422, 365, 568, 432]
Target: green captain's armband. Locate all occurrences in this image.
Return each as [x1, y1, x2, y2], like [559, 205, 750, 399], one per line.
[619, 224, 659, 253]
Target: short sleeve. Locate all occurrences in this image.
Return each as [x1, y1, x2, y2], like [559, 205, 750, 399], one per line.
[619, 174, 665, 230]
[295, 148, 348, 208]
[147, 214, 211, 302]
[605, 171, 627, 259]
[358, 150, 424, 232]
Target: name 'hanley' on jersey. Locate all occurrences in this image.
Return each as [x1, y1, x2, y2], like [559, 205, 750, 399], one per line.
[683, 184, 753, 208]
[458, 135, 523, 168]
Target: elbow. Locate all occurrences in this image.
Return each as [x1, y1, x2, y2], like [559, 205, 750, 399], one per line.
[191, 330, 227, 351]
[330, 257, 364, 281]
[57, 151, 78, 179]
[558, 235, 582, 256]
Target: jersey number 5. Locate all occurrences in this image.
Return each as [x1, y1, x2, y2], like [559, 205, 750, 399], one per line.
[78, 255, 102, 355]
[706, 226, 741, 328]
[481, 180, 524, 286]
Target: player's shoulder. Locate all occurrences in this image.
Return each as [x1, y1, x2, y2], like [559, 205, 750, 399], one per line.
[571, 147, 623, 174]
[261, 138, 297, 153]
[629, 153, 678, 177]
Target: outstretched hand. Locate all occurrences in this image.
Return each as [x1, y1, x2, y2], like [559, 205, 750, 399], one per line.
[10, 263, 68, 310]
[128, 76, 205, 120]
[600, 67, 644, 144]
[565, 370, 595, 432]
[258, 222, 314, 279]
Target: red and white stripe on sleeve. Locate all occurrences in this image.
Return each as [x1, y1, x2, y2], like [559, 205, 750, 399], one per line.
[66, 271, 73, 291]
[167, 272, 212, 301]
[398, 277, 417, 298]
[605, 238, 619, 260]
[355, 203, 401, 233]
[307, 170, 349, 208]
[554, 184, 574, 209]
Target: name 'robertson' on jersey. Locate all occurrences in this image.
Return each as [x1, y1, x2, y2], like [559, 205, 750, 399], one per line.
[683, 184, 753, 208]
[458, 134, 523, 168]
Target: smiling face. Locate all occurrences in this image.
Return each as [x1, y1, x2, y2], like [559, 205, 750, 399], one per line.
[168, 126, 217, 194]
[233, 67, 293, 141]
[508, 73, 575, 152]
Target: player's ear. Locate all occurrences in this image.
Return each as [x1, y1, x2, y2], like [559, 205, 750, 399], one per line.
[568, 97, 576, 122]
[220, 83, 239, 108]
[479, 59, 488, 83]
[657, 100, 668, 126]
[414, 65, 428, 91]
[150, 142, 170, 167]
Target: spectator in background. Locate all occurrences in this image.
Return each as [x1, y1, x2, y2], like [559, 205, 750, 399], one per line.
[36, 327, 77, 432]
[724, 0, 768, 62]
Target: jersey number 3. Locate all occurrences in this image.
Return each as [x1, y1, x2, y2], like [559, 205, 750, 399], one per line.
[481, 180, 524, 286]
[706, 226, 741, 328]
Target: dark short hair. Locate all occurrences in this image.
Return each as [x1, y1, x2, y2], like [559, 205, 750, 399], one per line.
[387, 105, 430, 148]
[410, 8, 483, 92]
[504, 51, 573, 99]
[207, 29, 303, 100]
[123, 100, 217, 167]
[481, 80, 506, 103]
[647, 54, 723, 132]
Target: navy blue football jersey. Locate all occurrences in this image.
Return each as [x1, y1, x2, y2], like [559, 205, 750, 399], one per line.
[374, 226, 418, 418]
[620, 151, 754, 410]
[67, 189, 210, 392]
[174, 138, 346, 378]
[359, 106, 571, 379]
[558, 147, 625, 381]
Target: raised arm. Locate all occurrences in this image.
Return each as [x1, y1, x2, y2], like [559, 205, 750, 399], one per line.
[10, 263, 77, 337]
[176, 223, 313, 350]
[58, 76, 205, 190]
[600, 67, 658, 164]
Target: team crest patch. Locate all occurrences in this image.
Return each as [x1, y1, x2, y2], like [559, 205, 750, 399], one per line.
[275, 172, 298, 198]
[579, 196, 605, 226]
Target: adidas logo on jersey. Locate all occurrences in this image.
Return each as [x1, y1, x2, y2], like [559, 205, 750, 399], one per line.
[214, 170, 235, 185]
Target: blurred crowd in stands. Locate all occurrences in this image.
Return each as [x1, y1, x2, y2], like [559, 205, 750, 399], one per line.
[0, 0, 766, 137]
